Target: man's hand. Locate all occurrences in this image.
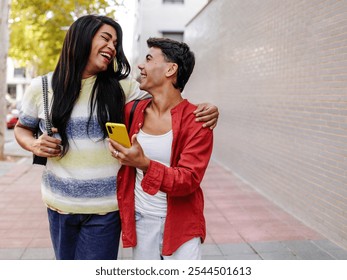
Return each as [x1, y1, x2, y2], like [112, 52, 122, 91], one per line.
[194, 103, 219, 129]
[108, 134, 150, 171]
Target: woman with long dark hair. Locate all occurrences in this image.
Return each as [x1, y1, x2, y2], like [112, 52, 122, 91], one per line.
[14, 15, 218, 260]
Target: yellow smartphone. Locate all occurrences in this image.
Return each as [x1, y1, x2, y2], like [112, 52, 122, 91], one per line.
[106, 122, 131, 148]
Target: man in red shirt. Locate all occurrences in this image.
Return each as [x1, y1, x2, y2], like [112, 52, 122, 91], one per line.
[109, 37, 213, 259]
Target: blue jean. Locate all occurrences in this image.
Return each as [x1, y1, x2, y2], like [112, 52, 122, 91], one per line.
[47, 208, 121, 260]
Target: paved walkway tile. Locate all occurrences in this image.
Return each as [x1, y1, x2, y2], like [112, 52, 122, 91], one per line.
[0, 158, 346, 260]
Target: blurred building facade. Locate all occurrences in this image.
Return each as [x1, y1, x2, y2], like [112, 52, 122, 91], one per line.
[131, 0, 208, 76]
[6, 58, 31, 109]
[184, 0, 347, 249]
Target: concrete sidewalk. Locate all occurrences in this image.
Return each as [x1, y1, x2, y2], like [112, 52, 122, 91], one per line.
[0, 155, 346, 260]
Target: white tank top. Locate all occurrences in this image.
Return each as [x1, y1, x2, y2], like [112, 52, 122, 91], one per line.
[135, 129, 173, 217]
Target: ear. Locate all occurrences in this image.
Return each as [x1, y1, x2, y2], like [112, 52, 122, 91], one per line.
[166, 63, 178, 78]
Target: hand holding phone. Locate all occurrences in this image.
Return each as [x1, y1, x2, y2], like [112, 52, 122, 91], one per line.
[106, 122, 131, 148]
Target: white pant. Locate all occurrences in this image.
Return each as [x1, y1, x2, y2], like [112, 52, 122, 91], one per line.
[133, 212, 201, 260]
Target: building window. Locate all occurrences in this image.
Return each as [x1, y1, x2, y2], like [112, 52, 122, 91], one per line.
[14, 67, 25, 77]
[7, 85, 17, 98]
[162, 31, 184, 42]
[163, 0, 184, 4]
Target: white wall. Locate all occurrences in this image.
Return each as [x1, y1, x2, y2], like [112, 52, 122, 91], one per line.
[185, 0, 347, 250]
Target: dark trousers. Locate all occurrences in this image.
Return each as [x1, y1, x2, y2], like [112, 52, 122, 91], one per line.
[47, 208, 121, 260]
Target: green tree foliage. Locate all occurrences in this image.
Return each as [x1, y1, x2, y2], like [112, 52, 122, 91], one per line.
[9, 0, 124, 75]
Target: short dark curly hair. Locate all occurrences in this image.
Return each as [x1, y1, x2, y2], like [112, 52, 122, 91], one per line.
[147, 37, 195, 92]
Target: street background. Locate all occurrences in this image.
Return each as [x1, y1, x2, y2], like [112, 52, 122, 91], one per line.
[1, 128, 347, 260]
[1, 0, 347, 261]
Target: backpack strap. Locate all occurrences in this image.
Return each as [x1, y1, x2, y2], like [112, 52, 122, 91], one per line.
[42, 75, 53, 136]
[128, 99, 140, 132]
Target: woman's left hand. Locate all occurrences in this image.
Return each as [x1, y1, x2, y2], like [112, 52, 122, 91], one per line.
[194, 103, 219, 130]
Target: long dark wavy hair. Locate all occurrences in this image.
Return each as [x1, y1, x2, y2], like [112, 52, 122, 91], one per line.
[51, 15, 130, 156]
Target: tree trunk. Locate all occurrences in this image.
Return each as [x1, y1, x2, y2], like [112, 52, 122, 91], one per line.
[0, 0, 10, 160]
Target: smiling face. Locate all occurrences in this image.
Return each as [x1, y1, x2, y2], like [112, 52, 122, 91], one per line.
[82, 24, 117, 78]
[138, 47, 174, 92]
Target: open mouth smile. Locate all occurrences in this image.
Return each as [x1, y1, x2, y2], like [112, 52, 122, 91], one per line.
[100, 52, 113, 62]
[140, 72, 146, 79]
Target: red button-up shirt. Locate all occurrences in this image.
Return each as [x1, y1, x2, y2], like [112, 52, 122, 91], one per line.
[117, 99, 213, 256]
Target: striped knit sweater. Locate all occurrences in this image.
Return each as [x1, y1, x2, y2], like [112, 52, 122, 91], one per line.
[19, 73, 148, 214]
